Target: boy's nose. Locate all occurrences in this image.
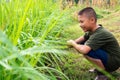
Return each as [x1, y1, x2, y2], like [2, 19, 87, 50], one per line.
[80, 24, 83, 28]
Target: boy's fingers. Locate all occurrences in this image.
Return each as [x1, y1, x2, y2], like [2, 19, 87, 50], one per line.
[67, 45, 73, 48]
[67, 40, 72, 45]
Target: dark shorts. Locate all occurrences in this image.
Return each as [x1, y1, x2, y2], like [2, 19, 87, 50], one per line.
[80, 41, 120, 72]
[86, 49, 108, 68]
[80, 41, 108, 69]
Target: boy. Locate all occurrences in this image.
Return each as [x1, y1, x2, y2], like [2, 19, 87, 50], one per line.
[67, 7, 120, 80]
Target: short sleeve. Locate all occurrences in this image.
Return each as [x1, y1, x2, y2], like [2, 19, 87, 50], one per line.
[85, 33, 110, 50]
[84, 32, 90, 40]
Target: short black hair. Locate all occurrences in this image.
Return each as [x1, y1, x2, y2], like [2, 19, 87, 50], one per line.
[78, 7, 97, 22]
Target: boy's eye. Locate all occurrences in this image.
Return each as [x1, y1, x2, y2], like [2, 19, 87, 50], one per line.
[80, 21, 83, 23]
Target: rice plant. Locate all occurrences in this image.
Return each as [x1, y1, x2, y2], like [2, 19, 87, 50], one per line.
[0, 0, 74, 79]
[1, 0, 119, 79]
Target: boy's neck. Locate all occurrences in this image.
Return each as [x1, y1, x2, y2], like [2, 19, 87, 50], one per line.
[91, 24, 100, 32]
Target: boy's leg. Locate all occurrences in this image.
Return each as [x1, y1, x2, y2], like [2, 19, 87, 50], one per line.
[84, 49, 108, 70]
[79, 41, 108, 70]
[79, 42, 109, 79]
[84, 55, 105, 70]
[84, 49, 109, 80]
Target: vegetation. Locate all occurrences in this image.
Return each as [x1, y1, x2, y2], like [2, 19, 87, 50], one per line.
[0, 0, 120, 80]
[0, 0, 73, 79]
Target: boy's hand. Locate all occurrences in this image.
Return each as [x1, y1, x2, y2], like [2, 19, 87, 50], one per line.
[67, 40, 76, 46]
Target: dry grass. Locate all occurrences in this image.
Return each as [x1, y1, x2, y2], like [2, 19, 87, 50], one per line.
[98, 11, 120, 44]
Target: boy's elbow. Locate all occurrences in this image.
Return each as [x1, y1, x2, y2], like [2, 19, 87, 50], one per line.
[78, 45, 91, 54]
[79, 49, 89, 54]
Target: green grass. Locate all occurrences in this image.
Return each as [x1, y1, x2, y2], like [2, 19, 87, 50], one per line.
[1, 0, 120, 80]
[0, 0, 74, 80]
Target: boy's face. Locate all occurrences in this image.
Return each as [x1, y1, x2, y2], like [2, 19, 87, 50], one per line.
[78, 14, 95, 32]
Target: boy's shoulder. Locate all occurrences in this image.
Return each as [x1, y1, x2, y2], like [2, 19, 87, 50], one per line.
[84, 25, 114, 40]
[93, 26, 113, 37]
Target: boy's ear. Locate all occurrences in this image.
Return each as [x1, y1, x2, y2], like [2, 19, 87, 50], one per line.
[90, 17, 95, 23]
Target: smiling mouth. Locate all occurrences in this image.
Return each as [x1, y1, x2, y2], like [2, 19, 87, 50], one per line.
[80, 26, 86, 30]
[81, 28, 87, 31]
[81, 27, 85, 30]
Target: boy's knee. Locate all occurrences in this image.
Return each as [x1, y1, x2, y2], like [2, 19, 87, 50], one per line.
[85, 49, 108, 68]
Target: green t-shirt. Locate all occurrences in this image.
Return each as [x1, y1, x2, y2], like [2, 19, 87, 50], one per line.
[84, 26, 120, 71]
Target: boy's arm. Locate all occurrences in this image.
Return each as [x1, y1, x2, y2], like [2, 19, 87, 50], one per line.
[74, 36, 85, 44]
[67, 40, 91, 54]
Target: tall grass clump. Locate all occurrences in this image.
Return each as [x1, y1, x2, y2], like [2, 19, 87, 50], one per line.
[0, 0, 74, 79]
